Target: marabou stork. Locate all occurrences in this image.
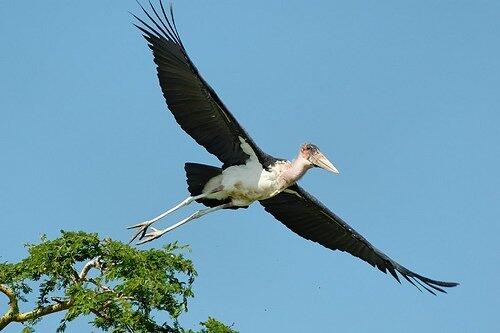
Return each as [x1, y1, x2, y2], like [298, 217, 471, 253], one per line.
[128, 1, 458, 294]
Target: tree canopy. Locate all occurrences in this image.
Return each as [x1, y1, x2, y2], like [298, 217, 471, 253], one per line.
[0, 231, 237, 333]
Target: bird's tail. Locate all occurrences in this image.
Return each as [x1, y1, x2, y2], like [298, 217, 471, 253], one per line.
[184, 162, 232, 208]
[184, 162, 221, 196]
[185, 163, 246, 210]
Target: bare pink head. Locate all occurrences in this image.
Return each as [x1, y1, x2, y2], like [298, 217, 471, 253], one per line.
[299, 143, 339, 174]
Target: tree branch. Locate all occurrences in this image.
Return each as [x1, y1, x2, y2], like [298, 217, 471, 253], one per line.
[79, 256, 100, 280]
[16, 300, 73, 322]
[0, 284, 19, 330]
[0, 284, 18, 312]
[1, 256, 103, 331]
[0, 284, 73, 330]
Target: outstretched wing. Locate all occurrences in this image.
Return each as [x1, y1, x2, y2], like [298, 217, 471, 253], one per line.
[259, 184, 459, 294]
[134, 1, 268, 167]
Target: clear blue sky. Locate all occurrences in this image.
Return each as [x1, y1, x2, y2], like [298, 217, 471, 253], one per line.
[1, 1, 499, 332]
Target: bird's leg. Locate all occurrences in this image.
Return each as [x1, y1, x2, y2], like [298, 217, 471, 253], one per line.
[136, 202, 232, 244]
[128, 187, 223, 243]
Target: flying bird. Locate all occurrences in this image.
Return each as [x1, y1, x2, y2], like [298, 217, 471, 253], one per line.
[128, 1, 458, 295]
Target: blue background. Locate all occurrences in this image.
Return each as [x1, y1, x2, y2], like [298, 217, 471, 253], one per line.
[1, 1, 499, 332]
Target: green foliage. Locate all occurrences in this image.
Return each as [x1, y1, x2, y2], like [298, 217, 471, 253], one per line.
[0, 231, 237, 333]
[197, 317, 238, 333]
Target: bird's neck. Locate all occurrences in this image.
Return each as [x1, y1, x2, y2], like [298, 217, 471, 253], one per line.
[281, 154, 313, 185]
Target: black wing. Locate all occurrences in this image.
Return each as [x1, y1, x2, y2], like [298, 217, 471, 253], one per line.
[134, 1, 268, 167]
[260, 184, 459, 294]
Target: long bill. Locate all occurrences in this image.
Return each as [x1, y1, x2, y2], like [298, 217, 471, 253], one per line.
[313, 152, 339, 174]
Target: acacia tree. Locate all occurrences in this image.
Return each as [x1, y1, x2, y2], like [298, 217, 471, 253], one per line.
[0, 231, 237, 333]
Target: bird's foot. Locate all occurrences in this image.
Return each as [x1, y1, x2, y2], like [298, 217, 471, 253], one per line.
[135, 227, 168, 245]
[127, 220, 155, 243]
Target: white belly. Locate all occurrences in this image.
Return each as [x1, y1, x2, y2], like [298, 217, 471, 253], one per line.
[203, 159, 290, 207]
[202, 136, 291, 206]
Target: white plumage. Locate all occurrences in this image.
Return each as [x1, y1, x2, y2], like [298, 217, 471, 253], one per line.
[203, 137, 291, 206]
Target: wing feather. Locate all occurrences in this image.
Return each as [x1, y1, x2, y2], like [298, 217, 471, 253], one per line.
[259, 184, 459, 294]
[135, 1, 268, 167]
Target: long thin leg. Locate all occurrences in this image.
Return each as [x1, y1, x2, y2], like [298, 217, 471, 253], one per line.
[127, 190, 220, 243]
[136, 203, 232, 245]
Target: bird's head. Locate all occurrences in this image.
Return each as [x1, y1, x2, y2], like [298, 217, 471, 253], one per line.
[299, 143, 339, 174]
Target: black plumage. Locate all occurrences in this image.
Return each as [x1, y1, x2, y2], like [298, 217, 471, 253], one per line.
[260, 185, 458, 295]
[132, 1, 272, 169]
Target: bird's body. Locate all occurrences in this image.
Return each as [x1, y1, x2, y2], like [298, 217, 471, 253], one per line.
[201, 138, 314, 207]
[205, 159, 288, 207]
[128, 1, 459, 295]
